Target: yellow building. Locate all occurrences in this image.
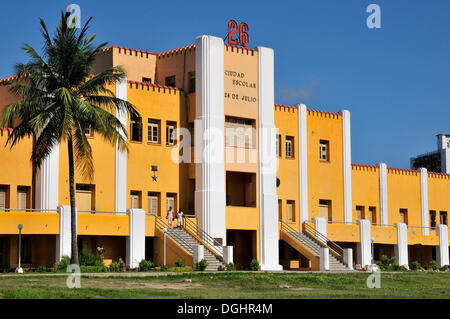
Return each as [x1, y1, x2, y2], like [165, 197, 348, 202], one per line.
[0, 35, 449, 271]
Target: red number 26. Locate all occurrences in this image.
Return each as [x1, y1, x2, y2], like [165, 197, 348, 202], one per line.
[227, 20, 249, 47]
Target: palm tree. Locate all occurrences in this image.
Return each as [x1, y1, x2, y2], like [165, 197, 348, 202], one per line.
[0, 11, 139, 265]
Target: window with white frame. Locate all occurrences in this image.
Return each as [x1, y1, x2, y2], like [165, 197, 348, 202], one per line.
[147, 119, 160, 143]
[166, 121, 176, 145]
[285, 136, 294, 158]
[320, 140, 329, 161]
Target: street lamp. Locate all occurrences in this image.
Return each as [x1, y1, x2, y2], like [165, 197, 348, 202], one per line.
[16, 224, 23, 274]
[371, 237, 375, 265]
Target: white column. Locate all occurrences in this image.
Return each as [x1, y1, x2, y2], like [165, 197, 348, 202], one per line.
[395, 222, 408, 266]
[115, 78, 127, 212]
[377, 163, 388, 225]
[419, 168, 429, 235]
[35, 145, 59, 211]
[339, 110, 352, 224]
[193, 245, 204, 264]
[357, 219, 372, 267]
[313, 217, 327, 238]
[320, 247, 330, 271]
[126, 208, 146, 269]
[257, 46, 282, 271]
[56, 205, 72, 261]
[194, 35, 226, 244]
[223, 246, 233, 264]
[343, 248, 353, 270]
[441, 149, 450, 174]
[296, 103, 308, 227]
[436, 224, 449, 267]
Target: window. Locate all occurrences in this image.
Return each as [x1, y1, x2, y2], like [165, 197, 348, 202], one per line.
[320, 140, 329, 161]
[17, 186, 30, 210]
[76, 184, 95, 211]
[130, 116, 142, 142]
[276, 135, 281, 157]
[166, 193, 177, 212]
[84, 126, 93, 137]
[355, 206, 364, 222]
[369, 206, 377, 224]
[286, 136, 294, 158]
[188, 72, 195, 92]
[399, 209, 408, 225]
[147, 119, 160, 144]
[440, 211, 448, 225]
[142, 77, 152, 84]
[130, 191, 141, 209]
[225, 117, 255, 148]
[165, 76, 176, 87]
[319, 199, 332, 222]
[430, 210, 436, 228]
[166, 121, 176, 145]
[287, 200, 295, 222]
[278, 200, 282, 220]
[0, 185, 8, 211]
[147, 192, 160, 215]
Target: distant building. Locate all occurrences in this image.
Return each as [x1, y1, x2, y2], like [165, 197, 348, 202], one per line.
[410, 134, 450, 173]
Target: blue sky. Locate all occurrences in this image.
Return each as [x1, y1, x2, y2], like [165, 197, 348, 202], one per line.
[0, 0, 448, 169]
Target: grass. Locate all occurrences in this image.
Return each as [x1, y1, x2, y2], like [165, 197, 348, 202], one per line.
[0, 272, 448, 299]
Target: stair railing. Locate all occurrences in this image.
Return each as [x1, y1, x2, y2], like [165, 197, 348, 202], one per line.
[302, 222, 346, 265]
[182, 216, 224, 260]
[148, 213, 193, 254]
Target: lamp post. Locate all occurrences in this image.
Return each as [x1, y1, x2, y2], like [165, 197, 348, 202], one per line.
[371, 237, 375, 265]
[16, 224, 23, 274]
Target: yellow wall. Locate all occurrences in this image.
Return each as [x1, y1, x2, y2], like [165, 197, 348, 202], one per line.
[351, 164, 380, 223]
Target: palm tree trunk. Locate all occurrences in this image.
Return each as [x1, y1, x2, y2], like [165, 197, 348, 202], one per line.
[68, 135, 79, 265]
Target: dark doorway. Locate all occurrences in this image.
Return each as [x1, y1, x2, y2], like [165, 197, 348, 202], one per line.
[226, 230, 256, 270]
[145, 237, 154, 262]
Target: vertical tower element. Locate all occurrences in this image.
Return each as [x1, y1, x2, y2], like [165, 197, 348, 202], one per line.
[35, 144, 59, 210]
[257, 46, 282, 271]
[377, 163, 388, 225]
[56, 205, 71, 260]
[357, 219, 372, 267]
[419, 168, 429, 235]
[339, 110, 352, 224]
[194, 35, 226, 243]
[296, 103, 308, 227]
[436, 224, 449, 267]
[126, 208, 146, 268]
[115, 78, 127, 212]
[395, 222, 408, 266]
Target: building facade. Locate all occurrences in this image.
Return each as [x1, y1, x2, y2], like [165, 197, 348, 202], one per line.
[411, 134, 450, 174]
[0, 35, 449, 271]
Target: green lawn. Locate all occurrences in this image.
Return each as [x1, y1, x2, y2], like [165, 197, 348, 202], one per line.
[0, 272, 448, 299]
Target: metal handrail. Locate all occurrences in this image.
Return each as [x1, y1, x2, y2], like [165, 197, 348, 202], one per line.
[148, 213, 194, 254]
[302, 222, 345, 263]
[183, 216, 224, 260]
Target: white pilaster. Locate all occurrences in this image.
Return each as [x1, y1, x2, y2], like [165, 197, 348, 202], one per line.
[419, 168, 429, 235]
[313, 217, 327, 238]
[339, 110, 352, 224]
[115, 78, 128, 212]
[56, 205, 71, 261]
[395, 222, 408, 266]
[223, 246, 233, 265]
[296, 103, 308, 227]
[193, 245, 204, 264]
[320, 247, 330, 271]
[257, 46, 282, 271]
[377, 163, 388, 225]
[343, 248, 353, 270]
[436, 224, 449, 267]
[441, 149, 450, 174]
[126, 208, 146, 269]
[35, 145, 59, 210]
[194, 35, 226, 244]
[357, 219, 372, 267]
